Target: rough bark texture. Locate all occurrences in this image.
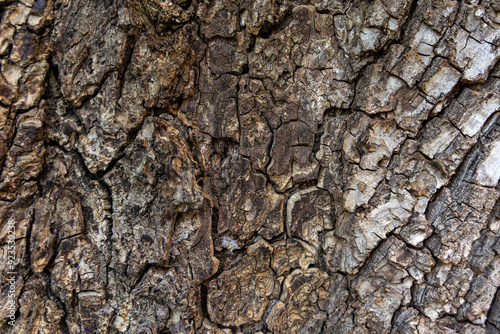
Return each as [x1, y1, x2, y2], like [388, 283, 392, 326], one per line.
[0, 0, 500, 333]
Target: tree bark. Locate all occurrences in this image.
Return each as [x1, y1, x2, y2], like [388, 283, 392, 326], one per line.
[0, 0, 499, 333]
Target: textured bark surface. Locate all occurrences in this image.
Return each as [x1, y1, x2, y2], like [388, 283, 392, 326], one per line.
[0, 0, 500, 333]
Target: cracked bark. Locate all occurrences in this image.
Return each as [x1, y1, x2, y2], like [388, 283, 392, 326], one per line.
[0, 0, 499, 333]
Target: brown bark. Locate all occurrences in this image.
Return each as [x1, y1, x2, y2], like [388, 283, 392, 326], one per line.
[0, 0, 499, 333]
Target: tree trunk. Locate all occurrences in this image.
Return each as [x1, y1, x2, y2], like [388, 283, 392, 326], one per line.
[0, 0, 499, 333]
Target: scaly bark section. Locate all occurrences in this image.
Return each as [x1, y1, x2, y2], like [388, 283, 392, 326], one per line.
[0, 0, 499, 333]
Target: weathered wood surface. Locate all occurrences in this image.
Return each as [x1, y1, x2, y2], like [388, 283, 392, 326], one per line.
[0, 0, 499, 333]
